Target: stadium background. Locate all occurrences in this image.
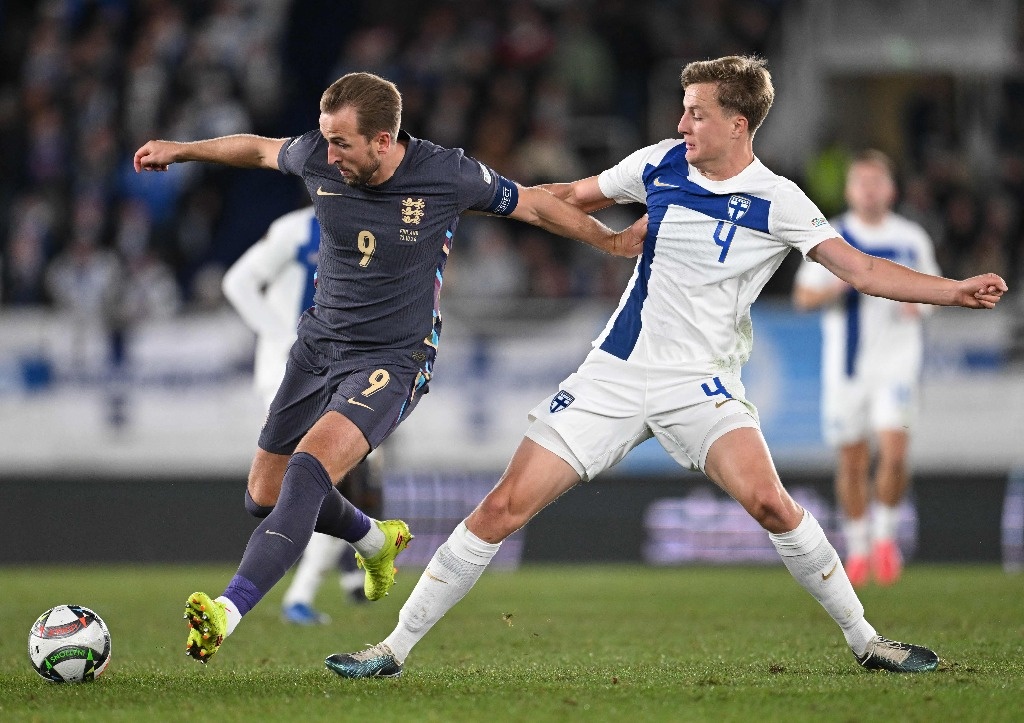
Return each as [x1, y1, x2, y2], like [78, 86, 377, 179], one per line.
[0, 0, 1022, 570]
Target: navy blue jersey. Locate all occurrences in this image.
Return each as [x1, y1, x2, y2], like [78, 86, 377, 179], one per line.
[278, 130, 517, 367]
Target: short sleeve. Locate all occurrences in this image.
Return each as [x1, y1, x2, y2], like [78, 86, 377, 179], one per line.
[456, 152, 519, 216]
[769, 180, 840, 258]
[597, 144, 661, 205]
[278, 131, 321, 177]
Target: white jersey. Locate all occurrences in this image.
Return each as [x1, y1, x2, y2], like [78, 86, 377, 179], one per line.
[222, 206, 320, 407]
[596, 139, 837, 374]
[794, 211, 939, 387]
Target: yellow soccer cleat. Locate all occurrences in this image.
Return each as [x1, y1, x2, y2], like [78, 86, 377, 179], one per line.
[354, 520, 413, 601]
[183, 592, 228, 664]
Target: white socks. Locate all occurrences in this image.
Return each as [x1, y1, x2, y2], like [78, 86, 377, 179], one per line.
[769, 510, 877, 656]
[215, 596, 242, 636]
[842, 516, 871, 557]
[843, 504, 899, 557]
[872, 503, 899, 542]
[282, 532, 346, 607]
[383, 521, 501, 662]
[351, 519, 386, 558]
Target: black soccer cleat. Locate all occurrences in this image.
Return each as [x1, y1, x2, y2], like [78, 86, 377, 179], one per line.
[855, 635, 939, 672]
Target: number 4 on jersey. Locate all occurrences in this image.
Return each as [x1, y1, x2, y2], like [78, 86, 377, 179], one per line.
[712, 221, 736, 263]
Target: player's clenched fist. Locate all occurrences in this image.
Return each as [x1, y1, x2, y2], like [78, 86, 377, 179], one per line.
[961, 273, 1008, 309]
[134, 140, 180, 172]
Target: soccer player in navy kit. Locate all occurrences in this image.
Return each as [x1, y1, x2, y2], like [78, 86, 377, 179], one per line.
[134, 72, 646, 663]
[222, 205, 382, 625]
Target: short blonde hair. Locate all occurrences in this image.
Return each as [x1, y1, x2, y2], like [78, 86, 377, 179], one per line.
[680, 56, 774, 134]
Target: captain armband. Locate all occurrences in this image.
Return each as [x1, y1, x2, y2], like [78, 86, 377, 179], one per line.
[484, 176, 519, 216]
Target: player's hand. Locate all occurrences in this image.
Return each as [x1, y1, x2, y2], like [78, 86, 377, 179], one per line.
[133, 140, 180, 172]
[956, 273, 1007, 309]
[611, 213, 647, 258]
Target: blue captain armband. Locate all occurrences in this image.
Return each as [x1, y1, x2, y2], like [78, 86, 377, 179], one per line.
[484, 176, 519, 216]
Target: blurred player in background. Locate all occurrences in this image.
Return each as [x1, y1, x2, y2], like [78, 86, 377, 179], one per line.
[793, 150, 940, 587]
[134, 72, 645, 664]
[327, 56, 1007, 679]
[222, 205, 377, 625]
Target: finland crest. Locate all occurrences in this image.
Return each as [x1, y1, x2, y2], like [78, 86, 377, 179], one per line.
[727, 194, 750, 221]
[550, 390, 575, 413]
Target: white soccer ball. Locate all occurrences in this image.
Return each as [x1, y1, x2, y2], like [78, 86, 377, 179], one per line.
[28, 605, 111, 683]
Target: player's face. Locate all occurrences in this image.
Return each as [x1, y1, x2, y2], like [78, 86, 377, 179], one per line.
[845, 161, 896, 219]
[320, 106, 383, 186]
[677, 83, 744, 174]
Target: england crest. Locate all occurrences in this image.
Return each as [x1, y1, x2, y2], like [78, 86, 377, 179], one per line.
[550, 390, 575, 413]
[727, 195, 750, 221]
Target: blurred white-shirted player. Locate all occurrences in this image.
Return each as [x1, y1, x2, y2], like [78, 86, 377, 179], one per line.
[223, 205, 377, 624]
[793, 151, 939, 587]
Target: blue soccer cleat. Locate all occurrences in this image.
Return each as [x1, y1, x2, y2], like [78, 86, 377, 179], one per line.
[325, 643, 403, 678]
[281, 602, 331, 626]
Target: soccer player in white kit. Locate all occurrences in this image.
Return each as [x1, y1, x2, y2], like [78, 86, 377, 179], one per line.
[222, 205, 375, 625]
[793, 151, 939, 587]
[326, 56, 1007, 678]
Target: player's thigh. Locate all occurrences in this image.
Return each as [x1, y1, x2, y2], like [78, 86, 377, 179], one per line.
[874, 428, 910, 466]
[703, 426, 801, 533]
[323, 361, 428, 454]
[467, 437, 583, 543]
[296, 411, 371, 482]
[648, 373, 759, 472]
[524, 352, 650, 481]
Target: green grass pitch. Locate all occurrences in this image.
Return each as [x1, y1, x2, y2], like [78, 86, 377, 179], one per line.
[1, 563, 1022, 721]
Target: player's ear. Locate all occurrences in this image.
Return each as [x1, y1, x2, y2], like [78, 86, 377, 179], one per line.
[732, 115, 748, 139]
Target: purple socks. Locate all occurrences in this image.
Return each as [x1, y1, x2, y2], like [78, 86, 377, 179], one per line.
[223, 452, 370, 615]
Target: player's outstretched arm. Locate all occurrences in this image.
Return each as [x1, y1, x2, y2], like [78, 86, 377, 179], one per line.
[133, 135, 287, 173]
[538, 176, 617, 214]
[809, 236, 1007, 309]
[510, 183, 645, 258]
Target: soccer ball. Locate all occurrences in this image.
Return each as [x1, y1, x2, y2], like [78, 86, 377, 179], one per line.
[28, 605, 111, 683]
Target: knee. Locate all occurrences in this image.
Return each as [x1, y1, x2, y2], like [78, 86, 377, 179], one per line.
[745, 487, 801, 534]
[470, 492, 526, 542]
[244, 489, 274, 519]
[244, 466, 278, 507]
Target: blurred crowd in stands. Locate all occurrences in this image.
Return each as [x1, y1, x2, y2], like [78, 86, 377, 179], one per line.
[1, 0, 1022, 328]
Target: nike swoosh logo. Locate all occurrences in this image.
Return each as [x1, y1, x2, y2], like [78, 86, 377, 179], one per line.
[822, 561, 839, 580]
[652, 177, 679, 188]
[265, 530, 294, 544]
[316, 186, 345, 196]
[425, 570, 449, 585]
[714, 398, 739, 408]
[347, 397, 374, 410]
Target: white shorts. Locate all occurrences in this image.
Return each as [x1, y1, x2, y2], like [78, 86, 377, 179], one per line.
[525, 349, 760, 481]
[822, 375, 917, 447]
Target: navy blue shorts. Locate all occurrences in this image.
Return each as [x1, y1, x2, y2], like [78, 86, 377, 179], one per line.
[258, 337, 430, 455]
